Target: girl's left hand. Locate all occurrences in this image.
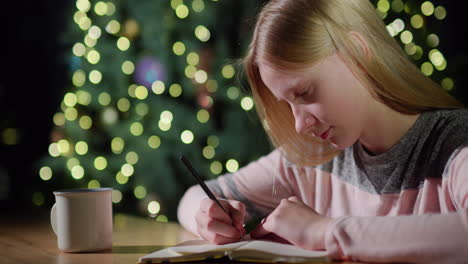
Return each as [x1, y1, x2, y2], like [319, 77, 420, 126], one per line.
[250, 196, 332, 250]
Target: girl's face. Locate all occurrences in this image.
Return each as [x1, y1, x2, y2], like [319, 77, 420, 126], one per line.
[259, 53, 375, 150]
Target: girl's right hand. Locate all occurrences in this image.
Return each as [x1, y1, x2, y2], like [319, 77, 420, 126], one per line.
[195, 198, 246, 244]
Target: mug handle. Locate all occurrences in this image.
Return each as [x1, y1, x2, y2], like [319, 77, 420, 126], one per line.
[50, 203, 58, 235]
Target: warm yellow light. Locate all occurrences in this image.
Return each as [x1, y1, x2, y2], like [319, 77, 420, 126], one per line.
[127, 84, 137, 98]
[126, 151, 139, 165]
[75, 141, 88, 155]
[106, 2, 115, 16]
[441, 78, 454, 91]
[89, 70, 102, 84]
[192, 0, 205, 12]
[117, 37, 130, 51]
[76, 0, 91, 12]
[71, 165, 85, 179]
[130, 122, 144, 136]
[187, 52, 199, 65]
[195, 25, 210, 42]
[434, 6, 446, 20]
[194, 70, 208, 83]
[72, 43, 86, 56]
[148, 135, 161, 149]
[112, 190, 122, 203]
[86, 50, 101, 64]
[206, 80, 218, 93]
[426, 34, 439, 47]
[185, 65, 197, 79]
[117, 98, 131, 112]
[102, 107, 118, 125]
[78, 16, 92, 31]
[48, 143, 60, 157]
[202, 146, 215, 159]
[135, 103, 149, 116]
[64, 93, 78, 107]
[53, 112, 66, 126]
[158, 120, 171, 131]
[152, 81, 165, 94]
[197, 109, 210, 123]
[410, 14, 424, 29]
[221, 65, 235, 79]
[84, 34, 97, 47]
[172, 41, 186, 55]
[122, 60, 135, 75]
[175, 5, 189, 19]
[421, 62, 434, 76]
[227, 86, 240, 100]
[121, 164, 134, 177]
[88, 25, 102, 39]
[390, 18, 405, 34]
[88, 179, 100, 188]
[169, 84, 183, 97]
[171, 0, 183, 9]
[106, 19, 120, 34]
[76, 90, 91, 105]
[94, 156, 107, 170]
[57, 139, 71, 154]
[160, 110, 173, 123]
[135, 85, 148, 99]
[240, 97, 254, 111]
[429, 49, 444, 67]
[79, 115, 92, 129]
[391, 0, 404, 12]
[111, 137, 125, 154]
[39, 166, 53, 181]
[210, 161, 222, 175]
[98, 92, 111, 106]
[377, 0, 390, 13]
[94, 1, 107, 16]
[207, 135, 219, 148]
[400, 30, 413, 44]
[147, 201, 161, 214]
[72, 70, 86, 87]
[67, 158, 80, 170]
[181, 130, 194, 144]
[134, 185, 147, 199]
[116, 171, 128, 184]
[64, 107, 78, 121]
[411, 45, 423, 60]
[226, 159, 239, 172]
[74, 11, 86, 25]
[421, 1, 434, 16]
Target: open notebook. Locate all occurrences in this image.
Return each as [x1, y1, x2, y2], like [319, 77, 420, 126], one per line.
[138, 239, 330, 263]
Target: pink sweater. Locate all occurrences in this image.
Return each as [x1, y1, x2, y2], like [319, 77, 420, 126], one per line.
[178, 110, 468, 263]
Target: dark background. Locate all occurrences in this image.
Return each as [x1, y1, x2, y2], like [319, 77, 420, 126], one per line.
[1, 0, 467, 216]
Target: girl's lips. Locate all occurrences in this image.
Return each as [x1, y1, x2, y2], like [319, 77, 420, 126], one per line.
[320, 128, 331, 140]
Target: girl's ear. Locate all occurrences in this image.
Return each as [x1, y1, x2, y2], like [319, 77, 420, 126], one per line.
[349, 31, 372, 61]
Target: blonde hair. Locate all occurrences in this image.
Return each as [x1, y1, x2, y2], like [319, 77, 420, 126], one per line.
[243, 0, 464, 167]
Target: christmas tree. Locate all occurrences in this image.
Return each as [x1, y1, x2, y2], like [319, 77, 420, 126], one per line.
[35, 0, 458, 221]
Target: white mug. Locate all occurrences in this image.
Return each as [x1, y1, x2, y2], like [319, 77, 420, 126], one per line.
[50, 188, 113, 252]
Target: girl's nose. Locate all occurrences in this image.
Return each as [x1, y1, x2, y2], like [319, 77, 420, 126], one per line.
[291, 105, 315, 135]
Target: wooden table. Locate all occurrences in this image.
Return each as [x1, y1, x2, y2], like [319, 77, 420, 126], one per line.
[0, 213, 361, 264]
[0, 213, 198, 264]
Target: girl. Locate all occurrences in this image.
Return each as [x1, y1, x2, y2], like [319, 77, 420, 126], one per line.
[177, 0, 468, 263]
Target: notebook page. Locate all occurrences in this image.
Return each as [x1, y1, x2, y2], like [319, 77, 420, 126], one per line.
[237, 240, 328, 258]
[169, 241, 249, 255]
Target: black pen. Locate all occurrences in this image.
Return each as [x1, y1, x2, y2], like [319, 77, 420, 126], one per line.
[180, 155, 228, 214]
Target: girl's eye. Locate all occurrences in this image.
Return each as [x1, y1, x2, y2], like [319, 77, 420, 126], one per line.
[296, 89, 310, 98]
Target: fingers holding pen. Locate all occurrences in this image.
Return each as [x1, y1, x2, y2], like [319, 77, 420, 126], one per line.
[196, 198, 245, 244]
